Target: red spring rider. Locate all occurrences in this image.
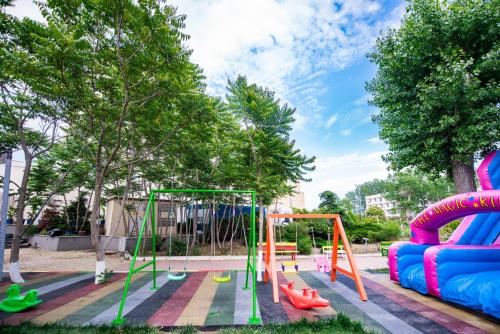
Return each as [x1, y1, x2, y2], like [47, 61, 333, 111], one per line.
[279, 281, 329, 309]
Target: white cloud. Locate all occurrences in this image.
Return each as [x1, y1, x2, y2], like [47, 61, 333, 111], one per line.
[172, 0, 405, 129]
[341, 129, 352, 136]
[365, 136, 382, 144]
[302, 151, 389, 209]
[325, 114, 339, 128]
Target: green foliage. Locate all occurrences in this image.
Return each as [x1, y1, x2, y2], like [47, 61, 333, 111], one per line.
[65, 194, 91, 233]
[384, 170, 454, 218]
[226, 75, 315, 206]
[318, 191, 354, 226]
[169, 238, 188, 256]
[0, 313, 373, 334]
[347, 220, 402, 243]
[280, 222, 312, 255]
[344, 179, 388, 213]
[367, 0, 499, 187]
[440, 219, 462, 240]
[365, 206, 385, 219]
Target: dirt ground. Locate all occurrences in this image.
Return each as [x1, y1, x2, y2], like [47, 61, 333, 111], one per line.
[2, 247, 388, 273]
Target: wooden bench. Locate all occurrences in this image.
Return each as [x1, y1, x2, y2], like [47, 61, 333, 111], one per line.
[262, 242, 298, 260]
[322, 245, 345, 258]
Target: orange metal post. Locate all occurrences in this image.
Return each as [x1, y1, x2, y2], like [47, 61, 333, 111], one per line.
[330, 219, 339, 282]
[335, 217, 368, 301]
[264, 215, 279, 303]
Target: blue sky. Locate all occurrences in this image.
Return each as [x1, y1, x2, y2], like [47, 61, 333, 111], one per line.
[170, 0, 406, 208]
[9, 0, 406, 209]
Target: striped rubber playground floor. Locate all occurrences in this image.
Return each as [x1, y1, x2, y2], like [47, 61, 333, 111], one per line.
[0, 270, 499, 333]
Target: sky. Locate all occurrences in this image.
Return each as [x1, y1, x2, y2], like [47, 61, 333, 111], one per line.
[7, 0, 407, 209]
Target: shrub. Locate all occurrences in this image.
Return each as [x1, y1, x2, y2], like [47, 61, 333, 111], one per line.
[281, 222, 312, 255]
[366, 206, 385, 219]
[297, 235, 312, 255]
[373, 222, 401, 241]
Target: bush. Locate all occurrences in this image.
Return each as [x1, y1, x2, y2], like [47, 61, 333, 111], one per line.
[366, 206, 385, 219]
[281, 222, 312, 255]
[373, 222, 401, 241]
[347, 221, 402, 243]
[297, 235, 312, 255]
[169, 239, 188, 256]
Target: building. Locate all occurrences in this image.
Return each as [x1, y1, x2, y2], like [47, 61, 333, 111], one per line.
[365, 194, 399, 218]
[267, 183, 305, 224]
[0, 159, 79, 223]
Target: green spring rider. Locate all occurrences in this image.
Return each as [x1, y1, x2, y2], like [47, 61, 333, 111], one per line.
[0, 284, 42, 313]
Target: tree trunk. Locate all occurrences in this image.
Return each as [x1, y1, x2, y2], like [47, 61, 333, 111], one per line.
[451, 156, 477, 193]
[63, 194, 70, 230]
[9, 155, 32, 283]
[258, 198, 265, 249]
[90, 168, 106, 283]
[75, 187, 81, 232]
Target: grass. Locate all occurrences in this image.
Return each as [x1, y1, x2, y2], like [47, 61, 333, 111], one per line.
[0, 314, 375, 334]
[369, 268, 389, 274]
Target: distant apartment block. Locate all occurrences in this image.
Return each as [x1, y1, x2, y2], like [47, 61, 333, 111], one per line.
[365, 193, 399, 218]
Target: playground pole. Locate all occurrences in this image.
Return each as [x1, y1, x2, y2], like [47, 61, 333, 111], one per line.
[248, 191, 261, 324]
[0, 150, 12, 281]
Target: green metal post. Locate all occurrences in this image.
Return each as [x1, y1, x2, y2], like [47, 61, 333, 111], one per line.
[113, 192, 154, 325]
[151, 191, 158, 290]
[248, 191, 261, 325]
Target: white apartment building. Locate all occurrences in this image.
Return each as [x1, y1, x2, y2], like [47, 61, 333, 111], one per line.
[365, 193, 399, 218]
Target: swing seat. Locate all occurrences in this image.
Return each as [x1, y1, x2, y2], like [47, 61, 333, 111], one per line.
[168, 272, 187, 281]
[281, 260, 299, 273]
[213, 274, 231, 283]
[0, 284, 42, 313]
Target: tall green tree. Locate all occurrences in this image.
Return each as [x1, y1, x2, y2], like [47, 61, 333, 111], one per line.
[0, 0, 63, 282]
[41, 0, 206, 281]
[367, 0, 500, 193]
[226, 75, 315, 252]
[367, 0, 499, 193]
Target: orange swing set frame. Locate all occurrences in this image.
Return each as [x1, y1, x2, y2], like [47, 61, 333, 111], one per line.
[263, 213, 368, 303]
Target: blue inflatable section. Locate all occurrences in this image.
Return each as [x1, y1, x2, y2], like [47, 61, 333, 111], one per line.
[397, 244, 432, 294]
[442, 270, 500, 318]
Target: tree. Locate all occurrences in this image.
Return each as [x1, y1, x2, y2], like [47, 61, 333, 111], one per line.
[383, 170, 454, 219]
[318, 191, 341, 212]
[318, 191, 354, 226]
[41, 0, 206, 282]
[367, 0, 499, 193]
[0, 1, 62, 282]
[365, 206, 385, 220]
[344, 179, 388, 213]
[226, 75, 315, 255]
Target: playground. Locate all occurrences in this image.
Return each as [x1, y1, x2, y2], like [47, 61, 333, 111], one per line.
[0, 269, 499, 333]
[1, 1, 499, 332]
[2, 174, 500, 333]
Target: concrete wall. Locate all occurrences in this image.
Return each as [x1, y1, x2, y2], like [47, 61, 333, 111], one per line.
[30, 234, 153, 252]
[30, 235, 93, 251]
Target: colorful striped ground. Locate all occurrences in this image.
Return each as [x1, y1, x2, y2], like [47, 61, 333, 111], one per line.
[0, 270, 499, 333]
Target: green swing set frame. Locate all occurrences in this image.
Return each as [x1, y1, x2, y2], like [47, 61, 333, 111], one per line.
[112, 188, 261, 325]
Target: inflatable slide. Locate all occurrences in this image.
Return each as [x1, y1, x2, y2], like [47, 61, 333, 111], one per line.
[388, 151, 500, 318]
